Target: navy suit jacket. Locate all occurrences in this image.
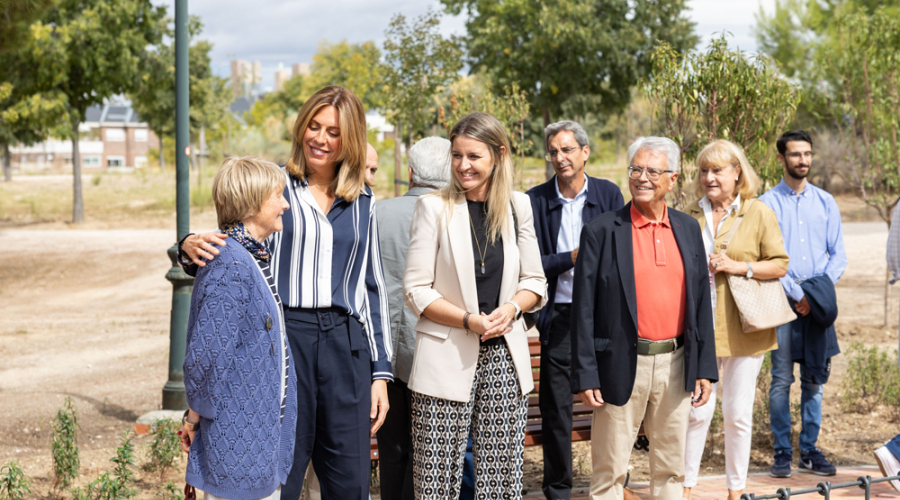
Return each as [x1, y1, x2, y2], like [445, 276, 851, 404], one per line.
[526, 175, 624, 342]
[570, 203, 718, 405]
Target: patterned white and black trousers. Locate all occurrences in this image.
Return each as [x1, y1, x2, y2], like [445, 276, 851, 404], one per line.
[410, 342, 528, 500]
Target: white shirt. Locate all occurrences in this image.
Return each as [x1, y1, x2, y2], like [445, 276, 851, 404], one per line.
[554, 174, 589, 304]
[698, 194, 741, 321]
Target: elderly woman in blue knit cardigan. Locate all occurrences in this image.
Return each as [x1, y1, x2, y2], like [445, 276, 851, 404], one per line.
[179, 156, 296, 500]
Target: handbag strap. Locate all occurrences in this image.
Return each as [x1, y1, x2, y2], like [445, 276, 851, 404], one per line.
[719, 198, 755, 254]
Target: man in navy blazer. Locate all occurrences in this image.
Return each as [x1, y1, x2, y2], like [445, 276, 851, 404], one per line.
[526, 120, 623, 500]
[572, 137, 717, 500]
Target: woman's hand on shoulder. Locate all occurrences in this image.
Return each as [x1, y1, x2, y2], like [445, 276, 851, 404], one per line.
[184, 233, 228, 267]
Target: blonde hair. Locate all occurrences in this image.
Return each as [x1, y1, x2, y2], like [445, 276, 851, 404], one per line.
[692, 139, 761, 199]
[285, 86, 367, 202]
[212, 156, 285, 229]
[442, 112, 514, 244]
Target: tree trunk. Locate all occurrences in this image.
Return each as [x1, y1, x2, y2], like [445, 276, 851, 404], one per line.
[542, 107, 553, 180]
[72, 120, 84, 223]
[197, 126, 207, 192]
[394, 122, 402, 197]
[2, 143, 11, 182]
[885, 266, 892, 328]
[159, 134, 166, 170]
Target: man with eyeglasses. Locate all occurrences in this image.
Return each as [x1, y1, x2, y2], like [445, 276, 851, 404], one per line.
[759, 130, 847, 478]
[526, 121, 623, 500]
[571, 137, 717, 500]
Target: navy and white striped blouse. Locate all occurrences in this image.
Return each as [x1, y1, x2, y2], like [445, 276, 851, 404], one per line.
[266, 169, 393, 381]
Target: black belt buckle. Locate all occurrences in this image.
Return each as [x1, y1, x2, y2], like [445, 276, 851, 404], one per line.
[317, 310, 334, 331]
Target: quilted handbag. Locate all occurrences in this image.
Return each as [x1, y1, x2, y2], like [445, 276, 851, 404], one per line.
[720, 199, 797, 333]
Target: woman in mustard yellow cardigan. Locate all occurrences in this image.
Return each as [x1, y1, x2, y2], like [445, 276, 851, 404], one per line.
[682, 140, 789, 500]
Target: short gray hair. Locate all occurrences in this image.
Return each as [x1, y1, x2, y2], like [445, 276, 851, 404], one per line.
[627, 137, 681, 173]
[409, 136, 451, 189]
[544, 120, 589, 151]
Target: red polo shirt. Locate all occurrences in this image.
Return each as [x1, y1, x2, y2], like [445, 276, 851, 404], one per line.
[631, 203, 686, 341]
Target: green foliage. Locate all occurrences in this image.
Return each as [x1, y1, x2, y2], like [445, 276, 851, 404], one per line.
[841, 342, 900, 413]
[128, 16, 232, 163]
[0, 0, 53, 54]
[437, 83, 532, 160]
[814, 6, 900, 223]
[156, 481, 183, 500]
[644, 34, 801, 207]
[111, 431, 137, 488]
[306, 40, 386, 110]
[144, 418, 181, 477]
[442, 0, 698, 136]
[51, 397, 80, 490]
[0, 462, 31, 500]
[383, 9, 464, 142]
[72, 432, 138, 500]
[245, 75, 308, 131]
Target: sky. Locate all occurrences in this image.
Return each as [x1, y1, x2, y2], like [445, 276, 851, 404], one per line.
[150, 0, 777, 93]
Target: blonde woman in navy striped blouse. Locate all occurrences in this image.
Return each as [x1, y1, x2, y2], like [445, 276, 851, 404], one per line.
[179, 86, 391, 500]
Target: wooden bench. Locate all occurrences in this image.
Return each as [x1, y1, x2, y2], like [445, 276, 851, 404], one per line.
[370, 338, 592, 460]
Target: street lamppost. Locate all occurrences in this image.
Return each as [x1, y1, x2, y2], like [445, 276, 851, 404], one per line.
[162, 0, 192, 410]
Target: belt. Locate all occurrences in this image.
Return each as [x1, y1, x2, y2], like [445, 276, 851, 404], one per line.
[283, 306, 349, 331]
[637, 335, 684, 355]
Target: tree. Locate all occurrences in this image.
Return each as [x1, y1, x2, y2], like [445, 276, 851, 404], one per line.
[0, 0, 52, 54]
[305, 40, 386, 111]
[643, 34, 801, 207]
[442, 0, 699, 178]
[129, 16, 231, 170]
[27, 0, 166, 223]
[382, 10, 463, 195]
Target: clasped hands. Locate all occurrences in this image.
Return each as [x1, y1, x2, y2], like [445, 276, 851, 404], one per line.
[468, 304, 516, 342]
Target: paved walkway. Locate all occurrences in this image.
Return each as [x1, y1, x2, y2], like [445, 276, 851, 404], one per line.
[524, 466, 899, 499]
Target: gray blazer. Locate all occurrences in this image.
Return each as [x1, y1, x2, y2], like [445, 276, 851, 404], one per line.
[375, 186, 435, 382]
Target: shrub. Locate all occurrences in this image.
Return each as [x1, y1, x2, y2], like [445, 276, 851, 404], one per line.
[157, 481, 183, 500]
[0, 462, 31, 500]
[144, 419, 181, 478]
[841, 342, 900, 413]
[71, 432, 138, 500]
[51, 397, 80, 490]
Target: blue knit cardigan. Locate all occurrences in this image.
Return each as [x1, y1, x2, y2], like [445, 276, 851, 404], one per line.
[183, 238, 297, 500]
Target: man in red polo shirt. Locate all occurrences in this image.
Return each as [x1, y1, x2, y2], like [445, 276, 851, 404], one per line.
[570, 137, 718, 500]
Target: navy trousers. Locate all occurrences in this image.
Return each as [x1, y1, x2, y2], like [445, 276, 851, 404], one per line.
[281, 307, 371, 500]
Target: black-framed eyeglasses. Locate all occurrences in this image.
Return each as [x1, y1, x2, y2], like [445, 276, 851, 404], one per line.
[786, 151, 815, 160]
[627, 166, 674, 181]
[544, 146, 581, 162]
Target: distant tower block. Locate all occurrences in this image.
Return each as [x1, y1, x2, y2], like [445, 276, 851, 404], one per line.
[274, 63, 291, 92]
[292, 63, 311, 77]
[230, 59, 253, 99]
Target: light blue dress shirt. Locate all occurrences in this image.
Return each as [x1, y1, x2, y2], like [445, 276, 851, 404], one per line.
[554, 174, 588, 304]
[759, 179, 847, 302]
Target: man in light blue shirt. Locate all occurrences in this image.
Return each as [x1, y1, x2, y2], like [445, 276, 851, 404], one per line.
[760, 130, 847, 478]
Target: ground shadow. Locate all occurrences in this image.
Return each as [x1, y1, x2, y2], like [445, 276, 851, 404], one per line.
[62, 392, 140, 422]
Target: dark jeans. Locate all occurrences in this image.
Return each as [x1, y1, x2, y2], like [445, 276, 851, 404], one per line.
[376, 380, 475, 500]
[539, 304, 573, 500]
[377, 380, 415, 500]
[281, 308, 371, 500]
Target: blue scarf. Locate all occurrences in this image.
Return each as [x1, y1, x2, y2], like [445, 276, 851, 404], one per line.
[223, 222, 271, 262]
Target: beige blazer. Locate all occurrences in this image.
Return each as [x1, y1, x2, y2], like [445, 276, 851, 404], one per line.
[402, 191, 548, 402]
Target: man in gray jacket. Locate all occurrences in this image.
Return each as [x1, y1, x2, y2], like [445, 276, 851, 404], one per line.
[375, 137, 451, 500]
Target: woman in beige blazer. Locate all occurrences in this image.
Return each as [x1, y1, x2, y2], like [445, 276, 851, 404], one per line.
[403, 112, 547, 500]
[682, 140, 790, 500]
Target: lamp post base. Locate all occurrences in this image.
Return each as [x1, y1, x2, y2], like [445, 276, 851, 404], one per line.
[162, 243, 193, 411]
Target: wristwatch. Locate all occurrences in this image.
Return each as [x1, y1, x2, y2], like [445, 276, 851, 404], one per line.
[505, 300, 523, 321]
[745, 262, 754, 279]
[182, 410, 199, 432]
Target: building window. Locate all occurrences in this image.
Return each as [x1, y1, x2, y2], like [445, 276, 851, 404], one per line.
[107, 156, 125, 168]
[134, 156, 148, 168]
[134, 129, 148, 142]
[105, 129, 126, 142]
[82, 156, 101, 167]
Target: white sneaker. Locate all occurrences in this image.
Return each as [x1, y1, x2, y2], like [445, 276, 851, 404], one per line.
[874, 446, 900, 493]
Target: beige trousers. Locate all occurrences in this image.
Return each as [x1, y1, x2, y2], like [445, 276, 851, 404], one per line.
[589, 347, 692, 500]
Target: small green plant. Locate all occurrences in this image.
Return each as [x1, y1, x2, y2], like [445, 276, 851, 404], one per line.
[71, 432, 138, 500]
[0, 462, 31, 500]
[91, 175, 102, 186]
[51, 397, 80, 490]
[144, 418, 181, 478]
[841, 342, 900, 413]
[157, 481, 183, 500]
[111, 431, 136, 489]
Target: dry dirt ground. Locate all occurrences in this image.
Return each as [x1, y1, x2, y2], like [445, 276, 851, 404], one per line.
[2, 220, 899, 499]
